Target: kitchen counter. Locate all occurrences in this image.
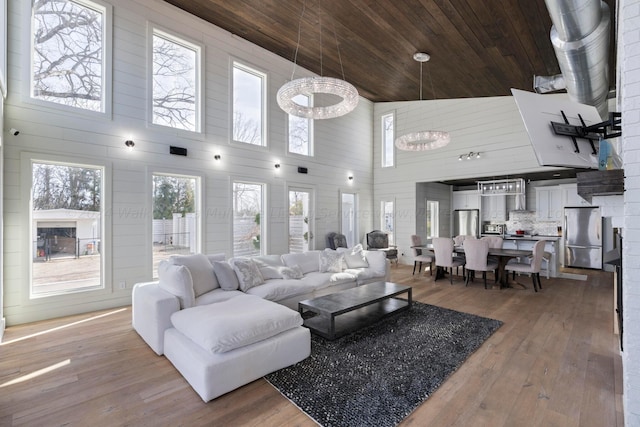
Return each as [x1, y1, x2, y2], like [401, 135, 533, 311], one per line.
[481, 234, 561, 241]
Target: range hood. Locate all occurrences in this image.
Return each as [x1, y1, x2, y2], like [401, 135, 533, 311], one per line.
[514, 194, 528, 211]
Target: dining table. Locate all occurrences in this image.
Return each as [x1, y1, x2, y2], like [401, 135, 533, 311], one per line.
[461, 247, 533, 289]
[414, 244, 533, 289]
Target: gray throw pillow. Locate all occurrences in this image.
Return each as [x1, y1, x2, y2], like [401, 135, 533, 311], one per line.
[212, 261, 240, 291]
[232, 258, 264, 292]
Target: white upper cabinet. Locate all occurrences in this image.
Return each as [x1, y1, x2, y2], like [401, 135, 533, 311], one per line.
[536, 187, 564, 220]
[452, 190, 480, 210]
[562, 183, 591, 207]
[481, 195, 507, 221]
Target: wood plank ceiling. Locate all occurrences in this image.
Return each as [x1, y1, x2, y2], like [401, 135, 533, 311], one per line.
[162, 0, 617, 103]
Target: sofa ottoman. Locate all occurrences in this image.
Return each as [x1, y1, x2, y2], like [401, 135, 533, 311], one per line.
[163, 293, 310, 402]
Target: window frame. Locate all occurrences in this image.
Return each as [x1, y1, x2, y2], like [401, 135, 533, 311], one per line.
[22, 151, 111, 302]
[287, 93, 314, 156]
[150, 171, 203, 279]
[426, 200, 440, 239]
[340, 190, 358, 248]
[231, 61, 267, 147]
[380, 200, 395, 245]
[381, 112, 395, 168]
[231, 180, 267, 256]
[148, 25, 203, 133]
[26, 0, 113, 117]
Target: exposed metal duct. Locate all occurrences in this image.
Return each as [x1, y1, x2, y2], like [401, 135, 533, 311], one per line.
[544, 0, 611, 119]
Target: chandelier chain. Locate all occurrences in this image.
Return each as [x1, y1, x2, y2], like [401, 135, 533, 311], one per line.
[290, 0, 307, 81]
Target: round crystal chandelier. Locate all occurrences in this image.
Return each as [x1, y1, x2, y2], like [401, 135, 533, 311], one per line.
[395, 130, 451, 151]
[277, 0, 358, 120]
[277, 76, 359, 119]
[395, 52, 451, 151]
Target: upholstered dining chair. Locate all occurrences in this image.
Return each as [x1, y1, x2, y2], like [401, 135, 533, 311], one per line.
[505, 240, 546, 292]
[480, 235, 503, 249]
[432, 237, 465, 284]
[481, 235, 503, 264]
[410, 235, 434, 276]
[366, 230, 398, 265]
[463, 238, 499, 289]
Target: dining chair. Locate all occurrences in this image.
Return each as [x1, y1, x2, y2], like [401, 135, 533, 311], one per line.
[410, 235, 434, 276]
[481, 235, 503, 264]
[463, 238, 499, 289]
[505, 240, 546, 292]
[432, 237, 465, 284]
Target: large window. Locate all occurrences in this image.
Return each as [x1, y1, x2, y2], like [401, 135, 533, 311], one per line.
[31, 0, 110, 112]
[151, 28, 201, 132]
[382, 113, 394, 167]
[232, 62, 265, 146]
[288, 188, 314, 253]
[426, 200, 439, 238]
[31, 160, 104, 297]
[341, 192, 357, 247]
[288, 94, 312, 156]
[233, 182, 265, 256]
[381, 200, 395, 245]
[151, 173, 200, 278]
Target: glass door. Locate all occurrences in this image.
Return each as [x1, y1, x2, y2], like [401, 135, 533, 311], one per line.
[288, 187, 314, 253]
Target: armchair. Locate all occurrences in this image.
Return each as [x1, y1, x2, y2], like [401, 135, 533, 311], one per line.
[325, 232, 348, 250]
[366, 230, 398, 265]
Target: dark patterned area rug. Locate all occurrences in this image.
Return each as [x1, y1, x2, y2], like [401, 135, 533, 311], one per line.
[265, 301, 502, 427]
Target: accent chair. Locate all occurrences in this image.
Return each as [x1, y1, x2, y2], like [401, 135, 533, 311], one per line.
[366, 230, 398, 265]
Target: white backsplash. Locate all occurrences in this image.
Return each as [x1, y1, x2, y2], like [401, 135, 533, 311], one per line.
[507, 211, 562, 236]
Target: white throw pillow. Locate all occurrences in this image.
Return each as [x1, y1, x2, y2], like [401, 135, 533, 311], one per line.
[282, 251, 321, 274]
[169, 253, 217, 297]
[158, 260, 195, 309]
[170, 294, 302, 354]
[320, 249, 344, 273]
[212, 261, 240, 291]
[232, 258, 264, 292]
[280, 265, 304, 279]
[252, 255, 285, 280]
[364, 250, 387, 276]
[343, 244, 369, 269]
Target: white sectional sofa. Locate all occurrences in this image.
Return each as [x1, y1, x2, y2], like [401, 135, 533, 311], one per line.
[131, 245, 389, 401]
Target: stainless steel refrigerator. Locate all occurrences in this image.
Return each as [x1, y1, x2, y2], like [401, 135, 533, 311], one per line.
[564, 207, 602, 269]
[453, 209, 479, 237]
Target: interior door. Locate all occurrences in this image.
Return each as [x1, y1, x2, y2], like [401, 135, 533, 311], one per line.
[288, 187, 314, 253]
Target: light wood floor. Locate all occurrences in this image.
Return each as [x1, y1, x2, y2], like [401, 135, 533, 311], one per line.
[0, 265, 623, 426]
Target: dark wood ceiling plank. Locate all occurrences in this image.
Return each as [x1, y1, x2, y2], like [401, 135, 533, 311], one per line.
[160, 0, 617, 102]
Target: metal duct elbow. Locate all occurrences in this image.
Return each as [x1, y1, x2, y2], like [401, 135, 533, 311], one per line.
[545, 0, 611, 119]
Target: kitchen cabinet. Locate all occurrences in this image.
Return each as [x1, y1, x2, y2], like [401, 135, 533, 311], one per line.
[562, 183, 591, 207]
[452, 190, 480, 210]
[481, 195, 506, 221]
[536, 187, 563, 220]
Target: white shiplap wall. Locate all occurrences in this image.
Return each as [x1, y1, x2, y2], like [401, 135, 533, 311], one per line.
[2, 0, 373, 325]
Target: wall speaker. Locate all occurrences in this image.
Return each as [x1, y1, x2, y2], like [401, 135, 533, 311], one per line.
[170, 146, 188, 156]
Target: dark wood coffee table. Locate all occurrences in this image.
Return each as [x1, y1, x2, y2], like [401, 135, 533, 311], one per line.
[298, 281, 412, 340]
